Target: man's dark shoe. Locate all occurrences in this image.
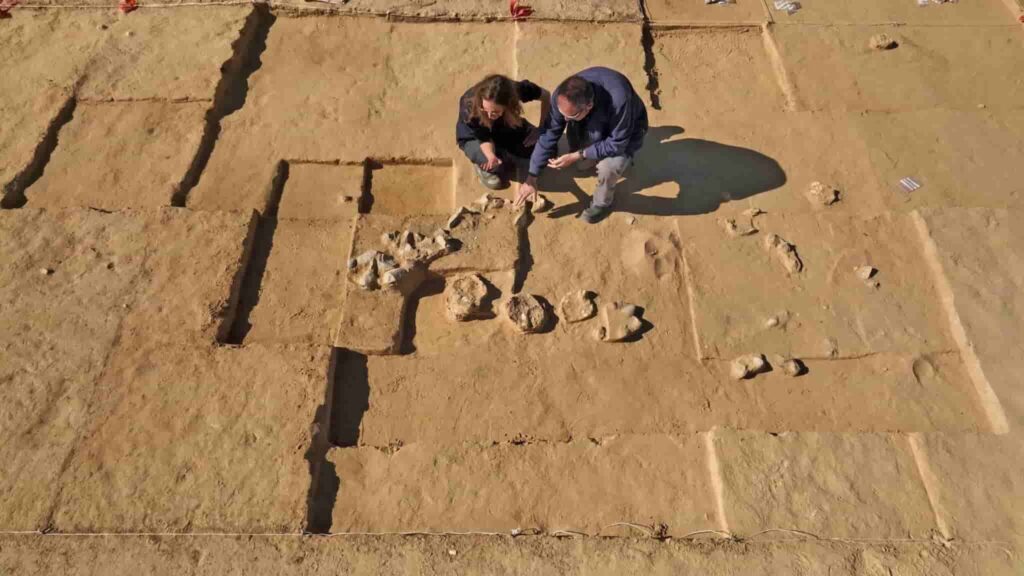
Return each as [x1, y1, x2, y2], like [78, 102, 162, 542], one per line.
[579, 205, 610, 224]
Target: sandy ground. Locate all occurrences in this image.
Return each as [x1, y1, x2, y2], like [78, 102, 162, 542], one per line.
[1, 0, 1024, 572]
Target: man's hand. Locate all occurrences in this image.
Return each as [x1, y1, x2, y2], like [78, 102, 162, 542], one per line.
[515, 176, 539, 208]
[480, 155, 503, 172]
[523, 127, 541, 147]
[547, 151, 582, 170]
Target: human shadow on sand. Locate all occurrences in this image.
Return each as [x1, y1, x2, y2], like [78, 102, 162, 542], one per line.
[541, 126, 786, 218]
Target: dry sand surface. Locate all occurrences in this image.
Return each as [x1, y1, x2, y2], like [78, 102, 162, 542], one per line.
[1, 0, 1024, 572]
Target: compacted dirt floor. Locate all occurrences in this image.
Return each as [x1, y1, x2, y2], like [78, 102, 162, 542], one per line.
[2, 0, 1024, 572]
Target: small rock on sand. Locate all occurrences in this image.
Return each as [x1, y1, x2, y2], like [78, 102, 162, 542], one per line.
[730, 354, 767, 380]
[806, 181, 840, 207]
[531, 195, 553, 213]
[475, 193, 505, 212]
[780, 358, 806, 377]
[560, 290, 597, 323]
[596, 302, 644, 342]
[354, 258, 379, 290]
[446, 206, 476, 230]
[721, 218, 757, 237]
[763, 233, 803, 274]
[855, 265, 878, 281]
[445, 274, 490, 321]
[503, 294, 551, 334]
[869, 33, 898, 50]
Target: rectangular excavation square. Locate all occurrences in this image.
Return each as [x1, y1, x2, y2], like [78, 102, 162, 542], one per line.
[116, 208, 257, 347]
[278, 162, 365, 220]
[0, 207, 254, 530]
[706, 353, 985, 433]
[855, 110, 1024, 212]
[0, 10, 113, 101]
[327, 435, 718, 536]
[712, 430, 939, 540]
[26, 101, 208, 211]
[50, 343, 332, 534]
[682, 211, 955, 359]
[0, 208, 148, 530]
[367, 162, 453, 216]
[348, 217, 723, 444]
[652, 28, 787, 120]
[192, 19, 513, 211]
[516, 23, 647, 101]
[772, 0, 1011, 24]
[78, 6, 254, 101]
[363, 21, 515, 160]
[242, 219, 355, 345]
[346, 212, 520, 277]
[911, 433, 1024, 542]
[645, 0, 770, 24]
[914, 208, 1024, 430]
[626, 110, 885, 219]
[1, 10, 116, 200]
[773, 25, 1024, 112]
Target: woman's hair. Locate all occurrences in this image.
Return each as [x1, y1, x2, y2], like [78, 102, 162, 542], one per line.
[467, 74, 523, 129]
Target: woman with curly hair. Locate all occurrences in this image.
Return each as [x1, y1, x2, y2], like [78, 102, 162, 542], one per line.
[456, 74, 550, 189]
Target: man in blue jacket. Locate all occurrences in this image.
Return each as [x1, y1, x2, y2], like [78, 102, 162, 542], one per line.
[515, 66, 648, 224]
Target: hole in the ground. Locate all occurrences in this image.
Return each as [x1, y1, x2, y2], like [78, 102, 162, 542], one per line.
[364, 159, 454, 215]
[277, 161, 365, 220]
[511, 210, 534, 294]
[175, 4, 276, 208]
[223, 160, 288, 344]
[641, 23, 662, 111]
[304, 348, 344, 534]
[401, 276, 447, 354]
[1, 96, 77, 209]
[330, 348, 370, 447]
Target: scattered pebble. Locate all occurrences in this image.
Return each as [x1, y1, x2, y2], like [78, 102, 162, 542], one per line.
[503, 294, 551, 334]
[720, 218, 757, 238]
[855, 266, 877, 281]
[730, 354, 767, 380]
[763, 233, 803, 274]
[780, 358, 806, 377]
[869, 33, 898, 50]
[764, 316, 780, 328]
[531, 194, 553, 214]
[340, 195, 355, 203]
[445, 273, 489, 321]
[560, 290, 597, 324]
[446, 205, 475, 230]
[39, 268, 53, 276]
[806, 181, 840, 207]
[448, 549, 458, 557]
[125, 31, 134, 37]
[596, 302, 643, 342]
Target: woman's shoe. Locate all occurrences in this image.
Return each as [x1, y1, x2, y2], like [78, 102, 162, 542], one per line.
[474, 165, 504, 190]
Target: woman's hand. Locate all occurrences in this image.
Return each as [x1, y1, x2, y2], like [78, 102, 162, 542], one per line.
[480, 155, 503, 172]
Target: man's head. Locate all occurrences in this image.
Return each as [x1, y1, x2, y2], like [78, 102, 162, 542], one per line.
[555, 76, 594, 122]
